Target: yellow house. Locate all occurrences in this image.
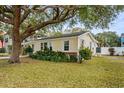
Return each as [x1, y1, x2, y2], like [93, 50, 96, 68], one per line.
[23, 31, 98, 56]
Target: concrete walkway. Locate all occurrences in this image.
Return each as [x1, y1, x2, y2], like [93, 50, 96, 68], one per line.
[0, 55, 28, 60]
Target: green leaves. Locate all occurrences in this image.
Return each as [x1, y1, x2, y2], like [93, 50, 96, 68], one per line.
[0, 5, 124, 37]
[95, 31, 120, 47]
[78, 6, 124, 29]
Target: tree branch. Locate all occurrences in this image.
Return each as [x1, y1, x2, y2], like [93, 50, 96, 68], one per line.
[20, 6, 78, 41]
[0, 16, 13, 24]
[21, 16, 74, 41]
[2, 13, 13, 19]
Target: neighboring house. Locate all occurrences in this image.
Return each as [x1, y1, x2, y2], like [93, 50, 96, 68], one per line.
[4, 30, 98, 56]
[121, 33, 124, 47]
[4, 34, 12, 52]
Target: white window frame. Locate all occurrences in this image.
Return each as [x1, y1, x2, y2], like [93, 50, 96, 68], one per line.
[64, 40, 69, 51]
[41, 43, 44, 50]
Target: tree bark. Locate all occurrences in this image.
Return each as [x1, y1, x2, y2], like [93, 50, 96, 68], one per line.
[8, 6, 21, 64]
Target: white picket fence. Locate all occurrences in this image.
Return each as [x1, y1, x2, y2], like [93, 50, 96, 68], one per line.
[101, 47, 124, 55]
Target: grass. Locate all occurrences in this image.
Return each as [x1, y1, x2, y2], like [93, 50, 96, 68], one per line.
[0, 56, 124, 88]
[0, 53, 9, 57]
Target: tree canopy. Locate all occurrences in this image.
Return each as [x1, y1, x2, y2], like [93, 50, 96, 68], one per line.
[0, 5, 124, 37]
[95, 31, 121, 47]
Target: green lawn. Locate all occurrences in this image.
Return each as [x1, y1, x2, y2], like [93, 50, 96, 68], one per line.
[0, 53, 9, 57]
[0, 56, 124, 88]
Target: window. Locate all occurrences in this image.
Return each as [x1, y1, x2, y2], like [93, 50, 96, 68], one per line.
[96, 47, 101, 53]
[5, 38, 8, 43]
[32, 44, 34, 50]
[41, 43, 43, 50]
[64, 41, 69, 51]
[44, 42, 48, 50]
[90, 42, 92, 50]
[49, 42, 52, 51]
[41, 42, 48, 50]
[81, 40, 84, 47]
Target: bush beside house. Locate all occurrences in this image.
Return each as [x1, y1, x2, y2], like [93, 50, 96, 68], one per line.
[30, 47, 92, 63]
[24, 45, 33, 55]
[30, 49, 77, 62]
[79, 47, 92, 62]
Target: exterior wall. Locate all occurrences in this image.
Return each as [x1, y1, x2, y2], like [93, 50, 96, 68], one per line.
[78, 33, 98, 55]
[23, 36, 79, 53]
[101, 47, 124, 55]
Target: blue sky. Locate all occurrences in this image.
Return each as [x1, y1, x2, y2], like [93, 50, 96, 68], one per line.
[91, 12, 124, 36]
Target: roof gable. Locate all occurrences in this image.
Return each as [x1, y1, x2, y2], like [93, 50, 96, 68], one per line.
[78, 32, 98, 43]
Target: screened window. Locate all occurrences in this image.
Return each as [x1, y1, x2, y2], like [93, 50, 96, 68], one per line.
[44, 42, 48, 50]
[81, 40, 84, 47]
[32, 44, 34, 50]
[90, 42, 92, 50]
[41, 43, 43, 50]
[96, 47, 101, 53]
[49, 42, 52, 51]
[64, 41, 69, 51]
[5, 38, 8, 43]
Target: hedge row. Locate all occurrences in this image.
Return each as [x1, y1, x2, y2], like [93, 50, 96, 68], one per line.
[30, 50, 77, 62]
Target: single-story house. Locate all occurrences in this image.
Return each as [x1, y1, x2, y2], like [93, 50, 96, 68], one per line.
[22, 31, 98, 56]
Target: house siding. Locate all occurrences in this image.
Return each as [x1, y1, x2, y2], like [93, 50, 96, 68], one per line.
[24, 36, 79, 53]
[78, 33, 98, 55]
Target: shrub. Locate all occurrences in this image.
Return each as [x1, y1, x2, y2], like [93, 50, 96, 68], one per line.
[79, 47, 92, 61]
[8, 45, 12, 54]
[108, 47, 115, 56]
[69, 55, 78, 62]
[24, 45, 33, 55]
[30, 50, 74, 62]
[0, 48, 6, 53]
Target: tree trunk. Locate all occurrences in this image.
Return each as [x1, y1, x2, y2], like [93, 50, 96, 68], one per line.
[8, 6, 21, 64]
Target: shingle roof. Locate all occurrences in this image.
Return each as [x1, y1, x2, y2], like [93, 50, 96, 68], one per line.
[40, 31, 88, 40]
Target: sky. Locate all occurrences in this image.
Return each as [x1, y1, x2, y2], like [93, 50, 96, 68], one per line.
[91, 12, 124, 36]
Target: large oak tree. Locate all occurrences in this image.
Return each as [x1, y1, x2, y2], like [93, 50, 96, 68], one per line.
[0, 5, 123, 63]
